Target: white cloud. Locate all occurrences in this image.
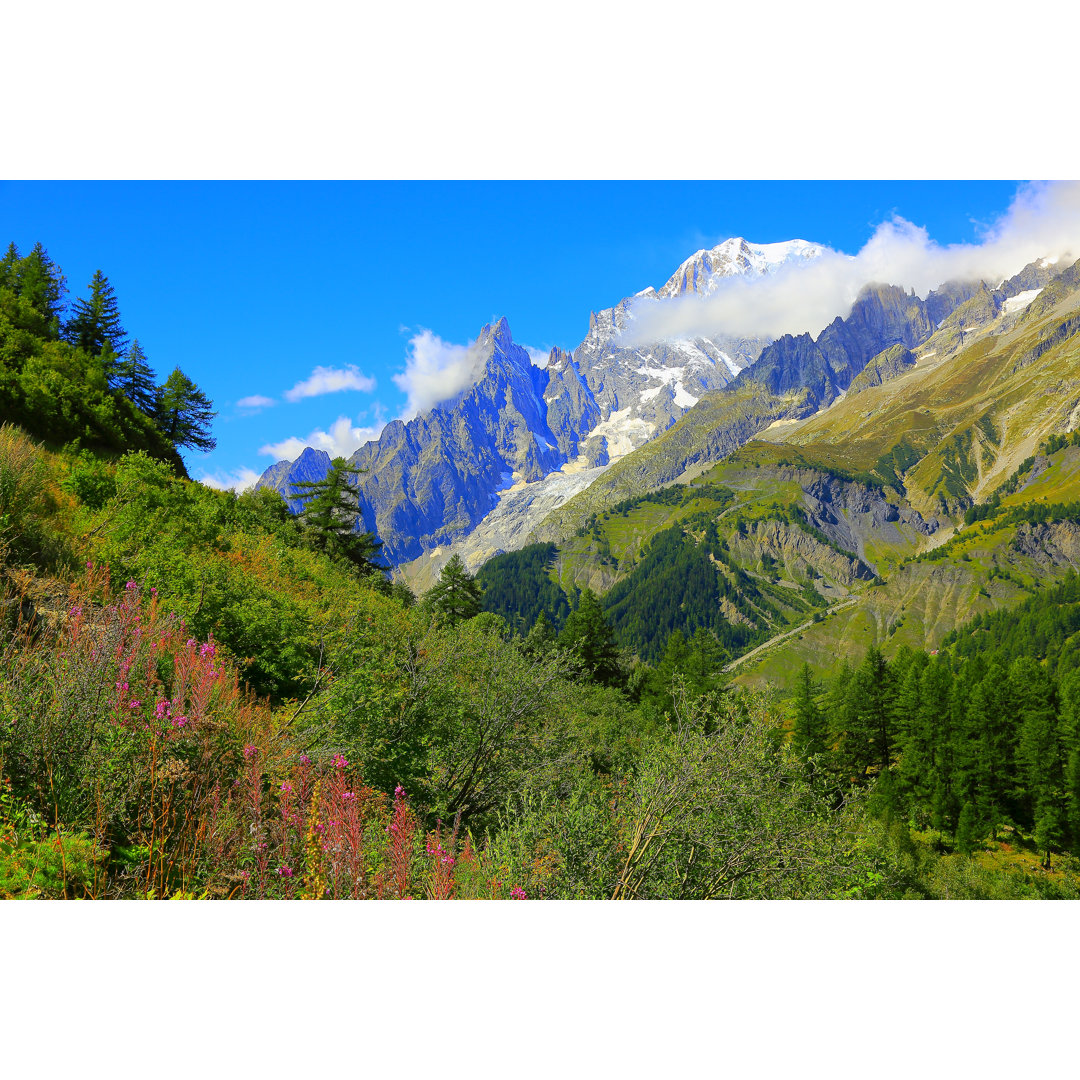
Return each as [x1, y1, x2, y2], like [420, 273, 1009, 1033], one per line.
[392, 328, 488, 418]
[198, 466, 262, 492]
[259, 415, 386, 461]
[525, 345, 552, 368]
[284, 365, 376, 402]
[237, 394, 276, 411]
[619, 180, 1080, 346]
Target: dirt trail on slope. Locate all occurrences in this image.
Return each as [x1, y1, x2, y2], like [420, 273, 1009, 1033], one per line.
[722, 595, 860, 674]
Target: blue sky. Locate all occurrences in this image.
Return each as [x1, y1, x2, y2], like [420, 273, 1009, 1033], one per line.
[0, 180, 1032, 486]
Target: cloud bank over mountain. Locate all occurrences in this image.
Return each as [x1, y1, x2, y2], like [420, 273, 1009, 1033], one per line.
[619, 181, 1080, 346]
[391, 328, 490, 419]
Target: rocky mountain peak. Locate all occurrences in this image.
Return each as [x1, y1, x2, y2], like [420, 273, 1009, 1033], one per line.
[657, 237, 825, 299]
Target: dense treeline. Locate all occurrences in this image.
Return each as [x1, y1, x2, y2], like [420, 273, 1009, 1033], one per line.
[603, 515, 769, 661]
[941, 571, 1080, 678]
[0, 242, 214, 471]
[476, 543, 571, 632]
[794, 582, 1080, 867]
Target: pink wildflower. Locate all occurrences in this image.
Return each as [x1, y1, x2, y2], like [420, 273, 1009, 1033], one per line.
[199, 641, 216, 658]
[280, 782, 293, 794]
[243, 745, 258, 761]
[331, 753, 348, 769]
[510, 887, 527, 900]
[125, 580, 137, 590]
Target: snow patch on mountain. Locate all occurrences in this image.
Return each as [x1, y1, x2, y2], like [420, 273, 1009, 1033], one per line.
[1003, 288, 1042, 315]
[673, 383, 698, 408]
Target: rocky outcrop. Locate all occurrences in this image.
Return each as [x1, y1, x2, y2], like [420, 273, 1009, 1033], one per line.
[1011, 521, 1080, 569]
[725, 519, 871, 589]
[795, 469, 937, 571]
[255, 447, 334, 514]
[257, 240, 813, 568]
[847, 344, 916, 395]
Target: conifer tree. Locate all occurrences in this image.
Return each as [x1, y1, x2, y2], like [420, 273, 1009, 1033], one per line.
[1060, 669, 1080, 848]
[1011, 656, 1064, 848]
[523, 610, 558, 658]
[0, 241, 20, 290]
[955, 801, 978, 855]
[114, 339, 157, 414]
[13, 242, 67, 335]
[837, 646, 895, 778]
[154, 367, 217, 452]
[558, 588, 621, 687]
[65, 268, 127, 361]
[291, 456, 381, 574]
[792, 662, 829, 759]
[426, 553, 484, 623]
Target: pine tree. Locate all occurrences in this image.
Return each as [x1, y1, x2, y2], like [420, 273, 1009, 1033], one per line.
[837, 646, 895, 778]
[0, 241, 20, 290]
[1012, 656, 1061, 826]
[558, 588, 621, 687]
[65, 269, 127, 361]
[291, 456, 381, 574]
[792, 662, 829, 759]
[114, 339, 157, 414]
[522, 610, 558, 658]
[154, 367, 217, 452]
[955, 801, 978, 855]
[1061, 669, 1080, 848]
[426, 554, 484, 623]
[13, 242, 67, 335]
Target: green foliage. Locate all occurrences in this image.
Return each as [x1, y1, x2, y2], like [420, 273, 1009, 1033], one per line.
[65, 269, 127, 360]
[59, 447, 117, 510]
[85, 451, 365, 700]
[791, 662, 828, 759]
[0, 423, 52, 565]
[0, 246, 182, 469]
[113, 339, 157, 415]
[291, 456, 382, 574]
[425, 553, 484, 625]
[477, 542, 570, 632]
[602, 515, 764, 662]
[154, 367, 217, 453]
[559, 588, 621, 687]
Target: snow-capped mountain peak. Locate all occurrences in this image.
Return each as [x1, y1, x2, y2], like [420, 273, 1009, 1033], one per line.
[657, 237, 825, 299]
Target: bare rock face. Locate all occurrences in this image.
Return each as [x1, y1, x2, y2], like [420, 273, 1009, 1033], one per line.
[255, 447, 334, 514]
[1011, 521, 1080, 569]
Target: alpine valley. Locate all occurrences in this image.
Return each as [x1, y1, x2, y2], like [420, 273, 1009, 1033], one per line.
[256, 237, 1080, 687]
[7, 187, 1080, 903]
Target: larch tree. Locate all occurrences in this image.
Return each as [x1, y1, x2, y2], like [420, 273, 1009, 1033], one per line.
[426, 554, 484, 624]
[291, 456, 382, 575]
[792, 662, 829, 760]
[558, 588, 621, 687]
[155, 367, 217, 452]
